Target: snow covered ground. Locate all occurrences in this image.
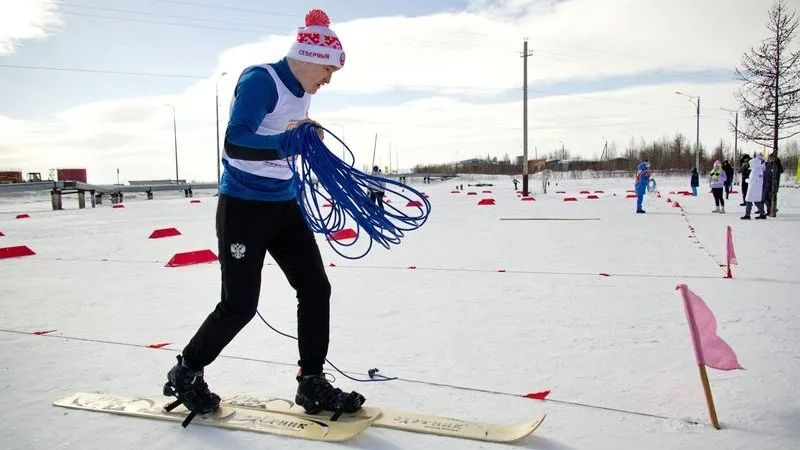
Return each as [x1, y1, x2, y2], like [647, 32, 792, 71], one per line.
[1, 173, 798, 449]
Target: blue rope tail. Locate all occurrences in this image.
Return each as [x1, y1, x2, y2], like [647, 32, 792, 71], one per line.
[253, 122, 431, 382]
[285, 122, 432, 260]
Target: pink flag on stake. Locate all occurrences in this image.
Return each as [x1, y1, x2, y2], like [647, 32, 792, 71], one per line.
[726, 226, 738, 266]
[676, 284, 743, 371]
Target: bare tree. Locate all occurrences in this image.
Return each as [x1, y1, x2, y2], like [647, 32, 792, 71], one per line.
[712, 139, 728, 162]
[734, 0, 800, 152]
[607, 142, 618, 159]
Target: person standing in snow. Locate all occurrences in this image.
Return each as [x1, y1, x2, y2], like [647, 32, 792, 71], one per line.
[742, 152, 766, 219]
[367, 165, 386, 210]
[162, 9, 365, 424]
[722, 159, 734, 199]
[690, 167, 699, 196]
[764, 151, 784, 216]
[634, 160, 650, 213]
[709, 160, 728, 213]
[739, 154, 751, 206]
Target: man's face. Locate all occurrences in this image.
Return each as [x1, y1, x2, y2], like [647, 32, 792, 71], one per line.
[297, 62, 339, 94]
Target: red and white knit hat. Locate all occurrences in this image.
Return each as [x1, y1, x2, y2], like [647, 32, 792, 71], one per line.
[287, 9, 346, 69]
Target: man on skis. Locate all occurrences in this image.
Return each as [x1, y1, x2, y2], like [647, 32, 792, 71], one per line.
[162, 9, 365, 423]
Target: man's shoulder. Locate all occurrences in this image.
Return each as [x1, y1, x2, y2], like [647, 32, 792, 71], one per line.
[240, 64, 276, 79]
[234, 65, 279, 95]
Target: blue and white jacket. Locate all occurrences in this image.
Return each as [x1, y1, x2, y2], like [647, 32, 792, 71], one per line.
[219, 58, 311, 201]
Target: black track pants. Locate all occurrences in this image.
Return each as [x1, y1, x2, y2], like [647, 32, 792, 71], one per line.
[712, 187, 724, 207]
[182, 194, 331, 375]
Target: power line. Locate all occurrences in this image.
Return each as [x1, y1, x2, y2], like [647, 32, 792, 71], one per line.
[133, 0, 742, 75]
[135, 0, 742, 76]
[533, 51, 733, 84]
[29, 0, 736, 80]
[316, 115, 696, 131]
[145, 0, 297, 18]
[0, 63, 717, 111]
[0, 63, 207, 79]
[56, 2, 282, 31]
[54, 10, 272, 34]
[51, 7, 517, 53]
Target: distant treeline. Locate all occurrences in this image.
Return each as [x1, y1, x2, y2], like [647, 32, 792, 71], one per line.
[412, 132, 799, 176]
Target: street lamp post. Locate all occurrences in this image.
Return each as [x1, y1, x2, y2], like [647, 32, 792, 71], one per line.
[165, 103, 179, 185]
[675, 91, 701, 172]
[215, 72, 228, 185]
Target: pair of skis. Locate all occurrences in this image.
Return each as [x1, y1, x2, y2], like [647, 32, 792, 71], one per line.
[53, 392, 546, 443]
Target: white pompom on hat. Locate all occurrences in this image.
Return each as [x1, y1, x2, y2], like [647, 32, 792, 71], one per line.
[287, 9, 346, 69]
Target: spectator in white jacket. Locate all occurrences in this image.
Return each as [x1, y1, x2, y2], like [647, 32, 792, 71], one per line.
[742, 152, 767, 220]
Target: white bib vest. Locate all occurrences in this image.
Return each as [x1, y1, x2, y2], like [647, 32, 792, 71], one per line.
[222, 64, 311, 180]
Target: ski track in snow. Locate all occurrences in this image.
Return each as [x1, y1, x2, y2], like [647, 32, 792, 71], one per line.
[0, 174, 798, 450]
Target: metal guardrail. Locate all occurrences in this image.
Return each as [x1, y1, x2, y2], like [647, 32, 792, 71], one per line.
[0, 181, 64, 193]
[0, 181, 219, 195]
[0, 172, 457, 197]
[93, 182, 219, 193]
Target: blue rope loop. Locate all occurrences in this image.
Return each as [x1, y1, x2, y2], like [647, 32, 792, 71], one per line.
[285, 122, 432, 259]
[647, 178, 657, 193]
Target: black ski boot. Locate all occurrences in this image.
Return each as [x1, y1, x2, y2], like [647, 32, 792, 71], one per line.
[162, 355, 220, 427]
[295, 372, 365, 421]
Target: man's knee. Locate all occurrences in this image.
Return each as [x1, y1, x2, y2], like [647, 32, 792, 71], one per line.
[309, 276, 331, 301]
[216, 290, 259, 324]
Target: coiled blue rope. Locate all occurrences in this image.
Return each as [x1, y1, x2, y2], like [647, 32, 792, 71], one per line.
[647, 178, 657, 193]
[284, 122, 432, 259]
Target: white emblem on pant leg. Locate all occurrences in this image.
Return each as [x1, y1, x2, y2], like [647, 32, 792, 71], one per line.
[230, 243, 246, 259]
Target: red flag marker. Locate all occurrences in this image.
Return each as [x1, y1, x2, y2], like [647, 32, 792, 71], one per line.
[675, 284, 743, 429]
[523, 390, 551, 400]
[33, 330, 57, 335]
[147, 342, 171, 349]
[725, 226, 737, 279]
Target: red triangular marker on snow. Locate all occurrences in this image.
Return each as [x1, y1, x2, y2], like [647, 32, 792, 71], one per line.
[33, 330, 57, 335]
[523, 390, 551, 400]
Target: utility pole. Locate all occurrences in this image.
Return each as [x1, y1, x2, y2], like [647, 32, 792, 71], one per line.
[521, 39, 533, 196]
[696, 97, 700, 172]
[371, 133, 378, 168]
[676, 91, 701, 172]
[601, 138, 608, 161]
[721, 107, 740, 184]
[165, 103, 179, 185]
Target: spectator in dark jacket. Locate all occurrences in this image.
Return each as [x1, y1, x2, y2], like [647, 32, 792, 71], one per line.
[690, 168, 699, 196]
[722, 160, 734, 199]
[764, 151, 785, 216]
[739, 154, 751, 206]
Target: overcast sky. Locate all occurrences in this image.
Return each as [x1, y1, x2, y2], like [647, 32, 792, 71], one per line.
[0, 0, 793, 183]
